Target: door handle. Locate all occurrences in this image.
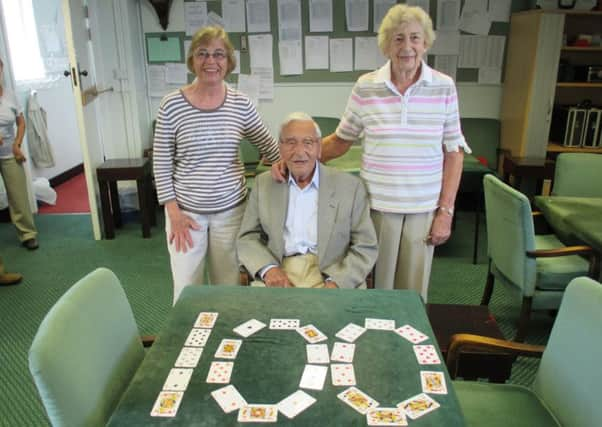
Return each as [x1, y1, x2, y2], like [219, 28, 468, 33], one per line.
[79, 70, 88, 77]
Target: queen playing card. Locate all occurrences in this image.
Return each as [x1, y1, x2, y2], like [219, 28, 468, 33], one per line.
[194, 312, 218, 328]
[297, 324, 327, 343]
[420, 371, 448, 394]
[398, 393, 440, 419]
[366, 407, 408, 426]
[215, 339, 243, 359]
[337, 387, 379, 414]
[237, 404, 278, 422]
[150, 391, 184, 417]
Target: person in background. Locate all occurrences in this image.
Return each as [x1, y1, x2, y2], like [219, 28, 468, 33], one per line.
[273, 5, 470, 301]
[238, 112, 377, 289]
[0, 255, 22, 286]
[0, 58, 39, 251]
[153, 26, 280, 304]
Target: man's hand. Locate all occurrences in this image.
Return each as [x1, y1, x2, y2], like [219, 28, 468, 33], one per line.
[428, 211, 452, 246]
[263, 267, 293, 287]
[270, 160, 288, 183]
[324, 280, 338, 289]
[167, 203, 201, 253]
[12, 145, 26, 163]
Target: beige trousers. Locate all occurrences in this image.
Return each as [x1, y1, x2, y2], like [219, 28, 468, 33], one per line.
[252, 253, 325, 288]
[0, 157, 37, 242]
[371, 210, 435, 301]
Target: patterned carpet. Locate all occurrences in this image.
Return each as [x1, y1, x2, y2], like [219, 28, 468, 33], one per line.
[0, 211, 553, 426]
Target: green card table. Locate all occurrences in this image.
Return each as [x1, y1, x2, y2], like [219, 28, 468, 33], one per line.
[108, 286, 465, 426]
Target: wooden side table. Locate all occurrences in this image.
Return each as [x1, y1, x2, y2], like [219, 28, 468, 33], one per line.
[96, 158, 156, 239]
[502, 154, 555, 194]
[426, 303, 513, 383]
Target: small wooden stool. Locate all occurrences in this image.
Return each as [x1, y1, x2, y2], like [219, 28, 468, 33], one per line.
[96, 158, 156, 239]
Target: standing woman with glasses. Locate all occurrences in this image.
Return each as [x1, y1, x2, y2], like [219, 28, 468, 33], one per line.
[153, 26, 280, 304]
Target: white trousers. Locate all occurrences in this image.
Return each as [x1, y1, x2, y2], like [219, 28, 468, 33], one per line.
[371, 210, 435, 301]
[166, 203, 245, 305]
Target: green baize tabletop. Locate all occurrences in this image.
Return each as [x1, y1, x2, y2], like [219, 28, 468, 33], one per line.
[108, 285, 466, 426]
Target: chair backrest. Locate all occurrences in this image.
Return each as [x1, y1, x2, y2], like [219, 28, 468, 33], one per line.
[313, 116, 340, 137]
[483, 175, 536, 292]
[532, 276, 602, 427]
[552, 153, 602, 197]
[29, 268, 144, 427]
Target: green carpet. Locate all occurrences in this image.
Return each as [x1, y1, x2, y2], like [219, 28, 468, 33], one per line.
[0, 211, 553, 426]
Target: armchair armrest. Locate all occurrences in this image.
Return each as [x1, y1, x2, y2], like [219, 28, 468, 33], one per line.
[141, 335, 155, 348]
[526, 245, 593, 258]
[240, 266, 251, 286]
[446, 333, 545, 379]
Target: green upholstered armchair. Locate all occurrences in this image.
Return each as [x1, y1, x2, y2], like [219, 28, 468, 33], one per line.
[481, 175, 596, 341]
[29, 268, 146, 427]
[448, 276, 602, 427]
[552, 153, 602, 197]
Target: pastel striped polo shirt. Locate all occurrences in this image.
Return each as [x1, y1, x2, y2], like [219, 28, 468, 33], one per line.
[336, 61, 470, 214]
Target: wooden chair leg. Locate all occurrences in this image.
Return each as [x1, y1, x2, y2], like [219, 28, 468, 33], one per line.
[481, 261, 495, 305]
[514, 297, 533, 342]
[240, 266, 250, 286]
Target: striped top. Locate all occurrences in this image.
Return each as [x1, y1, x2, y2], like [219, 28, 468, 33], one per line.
[153, 86, 280, 214]
[336, 61, 470, 214]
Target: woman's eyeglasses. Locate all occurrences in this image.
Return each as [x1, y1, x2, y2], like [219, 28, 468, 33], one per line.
[194, 50, 226, 60]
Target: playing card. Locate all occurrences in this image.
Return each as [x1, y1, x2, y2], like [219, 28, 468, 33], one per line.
[174, 347, 204, 368]
[420, 371, 448, 394]
[150, 391, 184, 417]
[297, 324, 327, 343]
[331, 363, 357, 386]
[398, 393, 440, 419]
[277, 390, 317, 419]
[331, 342, 355, 363]
[184, 328, 211, 347]
[211, 384, 247, 413]
[413, 345, 441, 365]
[162, 368, 193, 391]
[337, 387, 379, 414]
[335, 322, 367, 343]
[194, 312, 218, 328]
[306, 344, 330, 364]
[366, 407, 408, 426]
[299, 364, 328, 390]
[269, 318, 300, 330]
[206, 361, 234, 383]
[233, 319, 266, 337]
[215, 339, 243, 359]
[394, 325, 429, 344]
[237, 404, 278, 422]
[365, 318, 396, 330]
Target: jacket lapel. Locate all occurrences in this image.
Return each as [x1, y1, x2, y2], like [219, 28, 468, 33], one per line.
[318, 165, 337, 263]
[270, 179, 289, 260]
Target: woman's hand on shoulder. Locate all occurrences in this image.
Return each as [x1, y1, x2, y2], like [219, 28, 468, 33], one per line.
[270, 160, 288, 183]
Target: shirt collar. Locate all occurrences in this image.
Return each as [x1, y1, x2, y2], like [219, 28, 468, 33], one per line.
[288, 161, 320, 190]
[376, 60, 433, 89]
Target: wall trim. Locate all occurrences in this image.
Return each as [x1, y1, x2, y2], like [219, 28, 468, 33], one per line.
[49, 163, 84, 188]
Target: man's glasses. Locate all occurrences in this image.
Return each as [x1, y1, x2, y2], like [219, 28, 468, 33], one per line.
[194, 50, 226, 60]
[280, 138, 318, 148]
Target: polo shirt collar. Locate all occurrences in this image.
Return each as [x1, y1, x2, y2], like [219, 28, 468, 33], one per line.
[376, 60, 433, 89]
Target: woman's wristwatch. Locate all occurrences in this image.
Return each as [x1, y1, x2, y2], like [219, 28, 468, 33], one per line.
[437, 205, 454, 217]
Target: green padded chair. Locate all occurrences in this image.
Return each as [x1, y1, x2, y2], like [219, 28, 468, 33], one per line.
[29, 268, 145, 427]
[448, 276, 602, 427]
[552, 153, 602, 197]
[481, 175, 595, 341]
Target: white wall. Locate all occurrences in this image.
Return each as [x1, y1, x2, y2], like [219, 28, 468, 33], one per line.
[141, 0, 502, 135]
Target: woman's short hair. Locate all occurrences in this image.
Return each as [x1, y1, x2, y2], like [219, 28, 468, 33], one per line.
[377, 4, 436, 54]
[186, 26, 237, 76]
[279, 112, 322, 140]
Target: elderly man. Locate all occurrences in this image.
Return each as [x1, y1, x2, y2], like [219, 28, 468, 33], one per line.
[237, 112, 377, 289]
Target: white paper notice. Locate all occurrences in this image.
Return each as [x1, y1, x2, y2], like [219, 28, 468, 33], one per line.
[278, 0, 302, 42]
[247, 0, 271, 33]
[346, 0, 369, 32]
[279, 40, 303, 75]
[165, 63, 188, 84]
[309, 0, 333, 32]
[252, 67, 274, 100]
[249, 34, 273, 69]
[208, 11, 224, 28]
[373, 0, 396, 32]
[305, 36, 329, 69]
[459, 35, 505, 68]
[222, 0, 246, 32]
[354, 36, 385, 71]
[434, 55, 458, 81]
[330, 38, 353, 72]
[478, 67, 501, 84]
[148, 65, 167, 97]
[459, 0, 491, 35]
[436, 0, 461, 31]
[488, 0, 512, 23]
[184, 2, 207, 36]
[237, 74, 260, 105]
[184, 40, 192, 57]
[233, 50, 241, 74]
[407, 0, 430, 15]
[429, 31, 460, 55]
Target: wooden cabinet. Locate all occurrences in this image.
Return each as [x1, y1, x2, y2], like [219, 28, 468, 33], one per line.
[500, 10, 602, 159]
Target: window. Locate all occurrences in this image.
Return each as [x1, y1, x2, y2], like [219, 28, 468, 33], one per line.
[1, 0, 46, 82]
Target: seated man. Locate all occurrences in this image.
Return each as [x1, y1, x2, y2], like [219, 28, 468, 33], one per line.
[237, 112, 377, 288]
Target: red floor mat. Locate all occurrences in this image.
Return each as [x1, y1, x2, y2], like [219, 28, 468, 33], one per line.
[38, 173, 90, 214]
